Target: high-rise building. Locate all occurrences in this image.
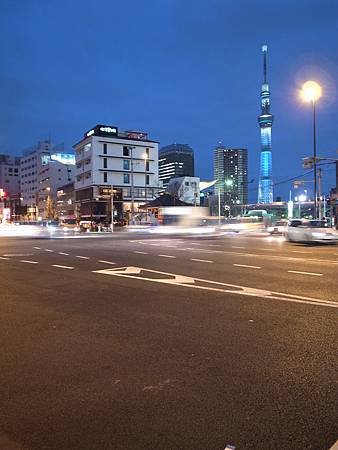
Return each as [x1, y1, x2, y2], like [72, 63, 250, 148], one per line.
[158, 144, 194, 190]
[214, 146, 248, 215]
[74, 125, 160, 224]
[257, 44, 274, 204]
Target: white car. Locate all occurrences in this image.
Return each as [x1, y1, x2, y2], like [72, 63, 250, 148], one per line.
[286, 219, 338, 244]
[267, 220, 288, 235]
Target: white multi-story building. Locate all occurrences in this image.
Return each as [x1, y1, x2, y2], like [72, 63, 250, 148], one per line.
[20, 140, 75, 219]
[74, 125, 159, 223]
[167, 176, 200, 205]
[0, 154, 21, 196]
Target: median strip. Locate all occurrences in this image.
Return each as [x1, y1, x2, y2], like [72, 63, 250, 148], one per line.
[288, 270, 323, 277]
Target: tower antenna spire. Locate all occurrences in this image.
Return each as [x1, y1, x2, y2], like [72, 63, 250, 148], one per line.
[262, 44, 268, 84]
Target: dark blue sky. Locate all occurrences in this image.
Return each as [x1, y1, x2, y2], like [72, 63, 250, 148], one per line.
[1, 0, 338, 201]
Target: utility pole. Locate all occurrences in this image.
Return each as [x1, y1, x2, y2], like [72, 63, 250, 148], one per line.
[110, 185, 114, 232]
[129, 146, 136, 225]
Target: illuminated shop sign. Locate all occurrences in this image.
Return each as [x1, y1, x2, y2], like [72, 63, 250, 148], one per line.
[85, 125, 118, 138]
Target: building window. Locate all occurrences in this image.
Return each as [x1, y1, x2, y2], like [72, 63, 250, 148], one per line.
[123, 173, 130, 184]
[123, 160, 130, 170]
[123, 146, 129, 157]
[145, 148, 150, 157]
[103, 158, 107, 168]
[103, 172, 107, 183]
[146, 160, 149, 171]
[103, 143, 107, 154]
[146, 174, 150, 185]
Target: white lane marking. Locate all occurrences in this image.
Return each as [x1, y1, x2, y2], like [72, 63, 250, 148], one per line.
[75, 255, 90, 259]
[158, 254, 176, 258]
[329, 440, 338, 450]
[207, 244, 221, 247]
[93, 266, 337, 309]
[165, 245, 178, 248]
[33, 246, 41, 249]
[45, 249, 54, 252]
[288, 270, 323, 277]
[231, 246, 245, 249]
[233, 264, 261, 269]
[20, 260, 39, 264]
[58, 252, 69, 255]
[97, 260, 116, 265]
[292, 250, 313, 254]
[52, 264, 74, 270]
[0, 256, 9, 260]
[134, 251, 148, 254]
[191, 242, 202, 246]
[191, 258, 213, 263]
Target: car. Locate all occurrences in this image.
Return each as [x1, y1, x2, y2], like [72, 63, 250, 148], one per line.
[285, 219, 338, 244]
[267, 220, 288, 235]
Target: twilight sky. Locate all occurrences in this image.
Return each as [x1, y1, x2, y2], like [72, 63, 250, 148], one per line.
[0, 0, 338, 201]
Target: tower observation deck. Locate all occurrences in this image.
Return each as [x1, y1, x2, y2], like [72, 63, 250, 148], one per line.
[257, 44, 274, 204]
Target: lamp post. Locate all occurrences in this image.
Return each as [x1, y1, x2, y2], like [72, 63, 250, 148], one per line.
[143, 152, 148, 223]
[300, 80, 322, 219]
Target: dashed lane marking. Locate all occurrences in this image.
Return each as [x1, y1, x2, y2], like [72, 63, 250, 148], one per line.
[288, 270, 323, 277]
[75, 255, 90, 259]
[134, 251, 148, 254]
[233, 264, 261, 269]
[45, 249, 54, 252]
[191, 258, 213, 263]
[33, 246, 41, 249]
[158, 254, 176, 258]
[97, 260, 116, 265]
[231, 246, 245, 249]
[0, 256, 9, 260]
[292, 250, 313, 254]
[20, 260, 39, 264]
[52, 264, 74, 270]
[58, 252, 69, 255]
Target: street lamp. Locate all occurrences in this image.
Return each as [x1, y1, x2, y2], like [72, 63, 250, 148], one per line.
[143, 152, 148, 224]
[300, 80, 322, 218]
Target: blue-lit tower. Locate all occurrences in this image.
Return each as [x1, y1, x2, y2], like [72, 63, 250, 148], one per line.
[257, 44, 274, 204]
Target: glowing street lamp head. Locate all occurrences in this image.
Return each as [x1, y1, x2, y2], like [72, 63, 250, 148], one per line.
[301, 80, 322, 103]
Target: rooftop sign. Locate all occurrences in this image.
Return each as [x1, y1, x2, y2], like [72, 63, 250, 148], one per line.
[85, 125, 118, 138]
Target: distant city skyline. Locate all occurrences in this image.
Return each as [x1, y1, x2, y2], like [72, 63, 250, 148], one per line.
[0, 0, 337, 202]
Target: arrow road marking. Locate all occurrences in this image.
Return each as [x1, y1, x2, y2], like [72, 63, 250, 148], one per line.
[92, 266, 337, 309]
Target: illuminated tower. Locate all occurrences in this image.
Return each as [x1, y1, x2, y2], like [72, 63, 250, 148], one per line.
[257, 44, 274, 204]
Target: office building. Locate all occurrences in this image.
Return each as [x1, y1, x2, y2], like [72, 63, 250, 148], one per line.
[0, 154, 21, 197]
[257, 45, 274, 204]
[20, 140, 75, 219]
[214, 146, 248, 215]
[158, 144, 194, 190]
[73, 124, 160, 224]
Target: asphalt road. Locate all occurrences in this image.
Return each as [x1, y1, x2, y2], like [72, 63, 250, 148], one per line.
[0, 232, 337, 450]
